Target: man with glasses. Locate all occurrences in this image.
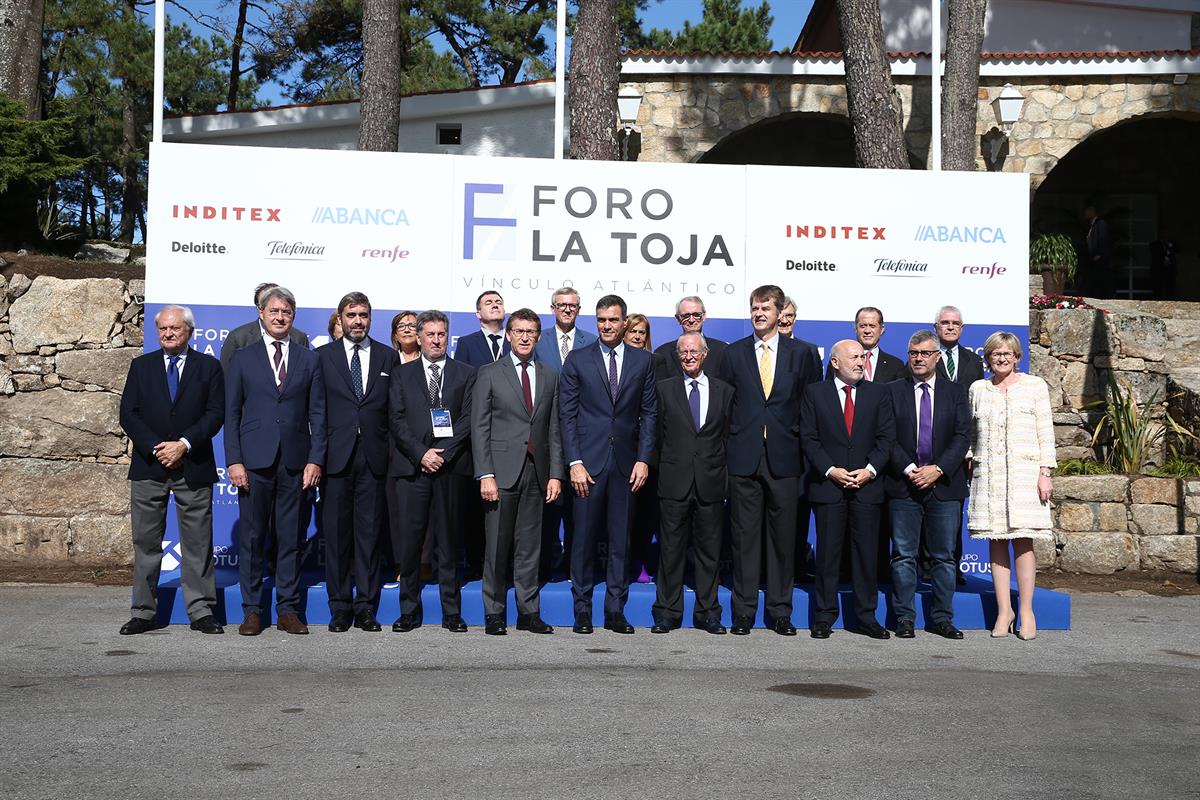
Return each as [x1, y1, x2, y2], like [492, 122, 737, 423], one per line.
[534, 287, 596, 372]
[220, 282, 309, 373]
[885, 331, 970, 639]
[777, 298, 797, 338]
[654, 296, 728, 380]
[934, 305, 984, 387]
[471, 309, 563, 635]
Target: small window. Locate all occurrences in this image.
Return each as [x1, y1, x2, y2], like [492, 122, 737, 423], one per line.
[437, 124, 462, 146]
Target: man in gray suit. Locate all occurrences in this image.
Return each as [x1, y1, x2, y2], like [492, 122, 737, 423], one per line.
[220, 282, 309, 372]
[472, 308, 564, 635]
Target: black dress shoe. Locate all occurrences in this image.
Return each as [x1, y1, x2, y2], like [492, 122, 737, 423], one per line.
[604, 613, 635, 634]
[516, 614, 554, 634]
[328, 612, 353, 633]
[927, 620, 964, 640]
[810, 621, 833, 639]
[771, 618, 797, 636]
[573, 614, 594, 635]
[188, 615, 223, 634]
[485, 615, 508, 636]
[693, 617, 727, 635]
[650, 618, 676, 634]
[391, 614, 422, 633]
[442, 615, 468, 633]
[856, 621, 891, 640]
[895, 620, 915, 638]
[119, 617, 155, 635]
[353, 611, 382, 632]
[730, 615, 754, 636]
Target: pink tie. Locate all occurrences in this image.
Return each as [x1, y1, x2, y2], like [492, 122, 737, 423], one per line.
[863, 350, 873, 381]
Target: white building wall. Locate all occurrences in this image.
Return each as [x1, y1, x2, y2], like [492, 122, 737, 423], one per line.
[399, 103, 554, 157]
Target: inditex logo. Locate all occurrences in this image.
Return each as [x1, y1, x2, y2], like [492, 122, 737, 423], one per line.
[311, 207, 410, 226]
[266, 241, 326, 260]
[786, 259, 837, 271]
[914, 224, 1006, 243]
[962, 262, 1007, 279]
[874, 257, 928, 276]
[172, 204, 281, 222]
[785, 224, 886, 240]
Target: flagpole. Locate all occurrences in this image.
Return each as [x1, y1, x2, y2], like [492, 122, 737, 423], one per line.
[153, 0, 165, 143]
[553, 0, 566, 159]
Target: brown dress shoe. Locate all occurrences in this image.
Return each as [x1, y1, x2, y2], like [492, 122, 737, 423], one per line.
[238, 612, 263, 636]
[276, 612, 309, 635]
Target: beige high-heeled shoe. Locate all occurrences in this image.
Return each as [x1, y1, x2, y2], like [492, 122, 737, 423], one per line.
[991, 612, 1016, 638]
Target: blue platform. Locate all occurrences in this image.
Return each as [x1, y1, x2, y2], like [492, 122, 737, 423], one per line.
[155, 570, 1070, 630]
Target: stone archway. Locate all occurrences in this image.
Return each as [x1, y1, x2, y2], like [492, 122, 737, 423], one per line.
[696, 112, 857, 166]
[1031, 113, 1200, 300]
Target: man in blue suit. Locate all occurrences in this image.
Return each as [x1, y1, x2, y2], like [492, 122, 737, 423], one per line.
[453, 290, 510, 367]
[886, 330, 970, 640]
[118, 305, 225, 635]
[225, 286, 326, 636]
[717, 284, 822, 636]
[316, 291, 398, 633]
[559, 294, 656, 634]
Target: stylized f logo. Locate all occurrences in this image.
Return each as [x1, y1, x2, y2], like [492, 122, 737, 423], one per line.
[463, 183, 517, 259]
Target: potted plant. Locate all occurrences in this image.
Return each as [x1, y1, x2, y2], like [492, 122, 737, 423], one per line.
[1029, 233, 1078, 297]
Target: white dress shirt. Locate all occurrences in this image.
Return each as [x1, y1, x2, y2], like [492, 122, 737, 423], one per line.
[556, 325, 576, 356]
[863, 345, 880, 381]
[343, 336, 371, 395]
[904, 373, 937, 474]
[828, 376, 876, 477]
[482, 326, 505, 362]
[598, 340, 626, 384]
[421, 355, 448, 404]
[754, 332, 779, 386]
[262, 331, 289, 387]
[683, 371, 709, 427]
[162, 349, 191, 450]
[509, 350, 537, 398]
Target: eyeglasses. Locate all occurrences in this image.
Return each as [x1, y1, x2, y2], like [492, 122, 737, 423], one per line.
[676, 312, 704, 321]
[554, 303, 580, 312]
[908, 349, 940, 358]
[509, 328, 539, 338]
[991, 351, 1017, 360]
[265, 309, 294, 318]
[395, 323, 416, 331]
[677, 350, 704, 358]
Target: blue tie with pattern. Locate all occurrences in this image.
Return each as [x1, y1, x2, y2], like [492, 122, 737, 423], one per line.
[350, 344, 364, 401]
[689, 379, 701, 431]
[167, 355, 180, 402]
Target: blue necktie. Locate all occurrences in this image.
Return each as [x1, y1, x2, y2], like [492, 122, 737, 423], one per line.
[689, 379, 701, 431]
[608, 350, 618, 402]
[167, 355, 180, 402]
[917, 382, 933, 467]
[350, 344, 364, 401]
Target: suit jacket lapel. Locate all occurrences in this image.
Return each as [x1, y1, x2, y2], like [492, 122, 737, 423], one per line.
[171, 348, 197, 406]
[594, 346, 613, 402]
[332, 340, 356, 399]
[499, 358, 532, 418]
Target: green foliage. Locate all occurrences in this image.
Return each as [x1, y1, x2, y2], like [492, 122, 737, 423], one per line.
[0, 94, 86, 194]
[643, 0, 774, 53]
[1029, 233, 1078, 281]
[1054, 458, 1116, 476]
[1086, 374, 1196, 475]
[1146, 458, 1200, 479]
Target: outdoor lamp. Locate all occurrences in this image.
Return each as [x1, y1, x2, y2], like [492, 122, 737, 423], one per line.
[617, 88, 643, 161]
[991, 83, 1025, 135]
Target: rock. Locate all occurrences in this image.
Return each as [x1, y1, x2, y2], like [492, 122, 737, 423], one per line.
[0, 366, 13, 395]
[12, 374, 46, 391]
[130, 256, 146, 269]
[1129, 503, 1182, 536]
[68, 515, 133, 564]
[127, 279, 145, 299]
[6, 273, 32, 298]
[1130, 477, 1181, 505]
[1052, 475, 1129, 502]
[1032, 536, 1058, 568]
[121, 302, 142, 324]
[122, 322, 143, 347]
[5, 355, 50, 374]
[1139, 535, 1199, 573]
[1098, 502, 1128, 532]
[1056, 502, 1095, 531]
[8, 276, 127, 353]
[0, 516, 69, 560]
[0, 459, 129, 517]
[1062, 361, 1103, 407]
[1054, 425, 1093, 449]
[0, 389, 125, 458]
[1042, 309, 1109, 358]
[1058, 532, 1137, 573]
[75, 242, 130, 263]
[1031, 347, 1066, 407]
[55, 348, 136, 392]
[1109, 313, 1167, 361]
[37, 345, 56, 356]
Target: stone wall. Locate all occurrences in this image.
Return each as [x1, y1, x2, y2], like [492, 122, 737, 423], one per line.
[0, 274, 142, 565]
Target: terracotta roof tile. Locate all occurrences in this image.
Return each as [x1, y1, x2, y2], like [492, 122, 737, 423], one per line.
[623, 48, 1200, 61]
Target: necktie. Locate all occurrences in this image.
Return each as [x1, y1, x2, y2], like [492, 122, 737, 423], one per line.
[608, 349, 618, 402]
[944, 347, 956, 380]
[520, 360, 534, 455]
[863, 350, 874, 381]
[560, 333, 569, 363]
[917, 382, 933, 467]
[758, 343, 773, 398]
[842, 384, 855, 435]
[273, 341, 286, 392]
[167, 355, 180, 402]
[350, 344, 364, 401]
[689, 379, 702, 432]
[488, 334, 502, 362]
[427, 363, 442, 407]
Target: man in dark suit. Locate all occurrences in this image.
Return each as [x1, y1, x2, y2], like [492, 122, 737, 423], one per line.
[453, 290, 510, 367]
[800, 339, 895, 640]
[934, 305, 985, 387]
[824, 306, 907, 383]
[651, 333, 733, 635]
[118, 305, 225, 635]
[220, 282, 309, 373]
[388, 310, 476, 633]
[316, 291, 398, 633]
[653, 295, 728, 380]
[716, 284, 821, 636]
[471, 308, 564, 636]
[886, 330, 971, 640]
[559, 294, 656, 634]
[225, 286, 326, 636]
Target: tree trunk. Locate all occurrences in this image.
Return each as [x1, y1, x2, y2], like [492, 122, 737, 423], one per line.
[835, 0, 909, 169]
[358, 0, 403, 152]
[226, 0, 250, 111]
[568, 0, 620, 161]
[117, 0, 140, 243]
[942, 0, 987, 171]
[0, 0, 44, 119]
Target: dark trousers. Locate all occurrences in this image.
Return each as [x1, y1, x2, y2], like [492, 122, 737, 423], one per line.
[653, 489, 723, 623]
[571, 465, 633, 617]
[541, 493, 574, 580]
[729, 455, 798, 623]
[238, 456, 307, 616]
[482, 455, 544, 617]
[130, 477, 216, 622]
[813, 497, 881, 627]
[890, 495, 961, 625]
[321, 439, 384, 615]
[391, 471, 464, 618]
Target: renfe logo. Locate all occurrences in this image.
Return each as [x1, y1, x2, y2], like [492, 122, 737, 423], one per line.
[786, 224, 885, 240]
[962, 262, 1007, 278]
[172, 204, 280, 222]
[914, 224, 1006, 243]
[362, 245, 411, 262]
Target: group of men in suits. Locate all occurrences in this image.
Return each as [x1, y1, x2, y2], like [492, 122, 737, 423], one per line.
[116, 275, 985, 641]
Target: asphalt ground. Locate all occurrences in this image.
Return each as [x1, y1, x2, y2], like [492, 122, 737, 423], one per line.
[1, 584, 1198, 800]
